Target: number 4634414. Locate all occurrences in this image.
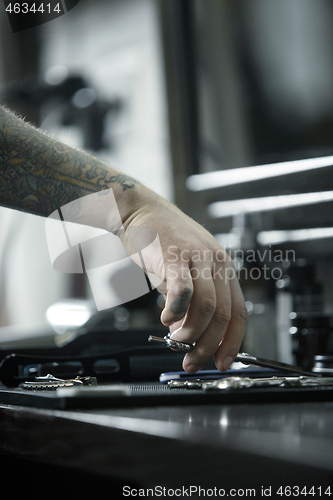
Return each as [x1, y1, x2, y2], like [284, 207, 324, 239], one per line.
[276, 486, 332, 496]
[6, 3, 62, 14]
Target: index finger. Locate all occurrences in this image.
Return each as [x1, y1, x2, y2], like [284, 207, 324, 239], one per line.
[160, 262, 193, 327]
[169, 265, 217, 344]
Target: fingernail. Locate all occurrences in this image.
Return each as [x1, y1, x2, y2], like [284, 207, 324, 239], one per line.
[222, 356, 234, 371]
[185, 363, 202, 374]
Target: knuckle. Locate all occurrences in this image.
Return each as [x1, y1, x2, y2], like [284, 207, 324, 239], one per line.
[214, 307, 232, 327]
[235, 303, 248, 323]
[200, 296, 216, 316]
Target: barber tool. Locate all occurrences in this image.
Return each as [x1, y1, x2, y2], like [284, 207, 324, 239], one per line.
[19, 374, 97, 390]
[168, 375, 333, 391]
[148, 334, 194, 352]
[234, 352, 322, 377]
[147, 335, 322, 377]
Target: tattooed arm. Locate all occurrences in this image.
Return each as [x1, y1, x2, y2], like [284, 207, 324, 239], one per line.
[0, 105, 141, 226]
[0, 105, 247, 373]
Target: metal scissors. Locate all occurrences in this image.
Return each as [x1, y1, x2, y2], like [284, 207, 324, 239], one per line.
[147, 335, 322, 377]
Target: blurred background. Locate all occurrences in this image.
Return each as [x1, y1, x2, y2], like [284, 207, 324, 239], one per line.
[0, 0, 333, 371]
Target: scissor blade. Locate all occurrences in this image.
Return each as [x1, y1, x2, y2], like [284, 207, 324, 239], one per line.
[235, 352, 321, 377]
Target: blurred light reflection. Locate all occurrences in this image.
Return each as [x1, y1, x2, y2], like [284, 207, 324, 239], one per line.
[187, 156, 333, 192]
[257, 227, 333, 245]
[209, 191, 333, 218]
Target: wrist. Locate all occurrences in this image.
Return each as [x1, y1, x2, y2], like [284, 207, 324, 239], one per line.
[103, 178, 150, 233]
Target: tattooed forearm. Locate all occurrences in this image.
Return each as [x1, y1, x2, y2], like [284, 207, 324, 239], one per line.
[0, 106, 139, 217]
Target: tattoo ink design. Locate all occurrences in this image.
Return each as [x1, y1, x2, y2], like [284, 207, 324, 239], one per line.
[108, 174, 137, 191]
[170, 287, 192, 314]
[0, 106, 139, 217]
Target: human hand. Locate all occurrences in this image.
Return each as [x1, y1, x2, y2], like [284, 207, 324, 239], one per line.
[120, 188, 248, 374]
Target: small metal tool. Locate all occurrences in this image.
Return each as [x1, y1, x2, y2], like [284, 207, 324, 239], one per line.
[204, 375, 333, 389]
[20, 374, 97, 390]
[168, 376, 333, 391]
[234, 352, 321, 377]
[147, 337, 324, 378]
[148, 335, 194, 352]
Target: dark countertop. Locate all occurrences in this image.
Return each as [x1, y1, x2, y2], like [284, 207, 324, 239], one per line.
[1, 395, 333, 494]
